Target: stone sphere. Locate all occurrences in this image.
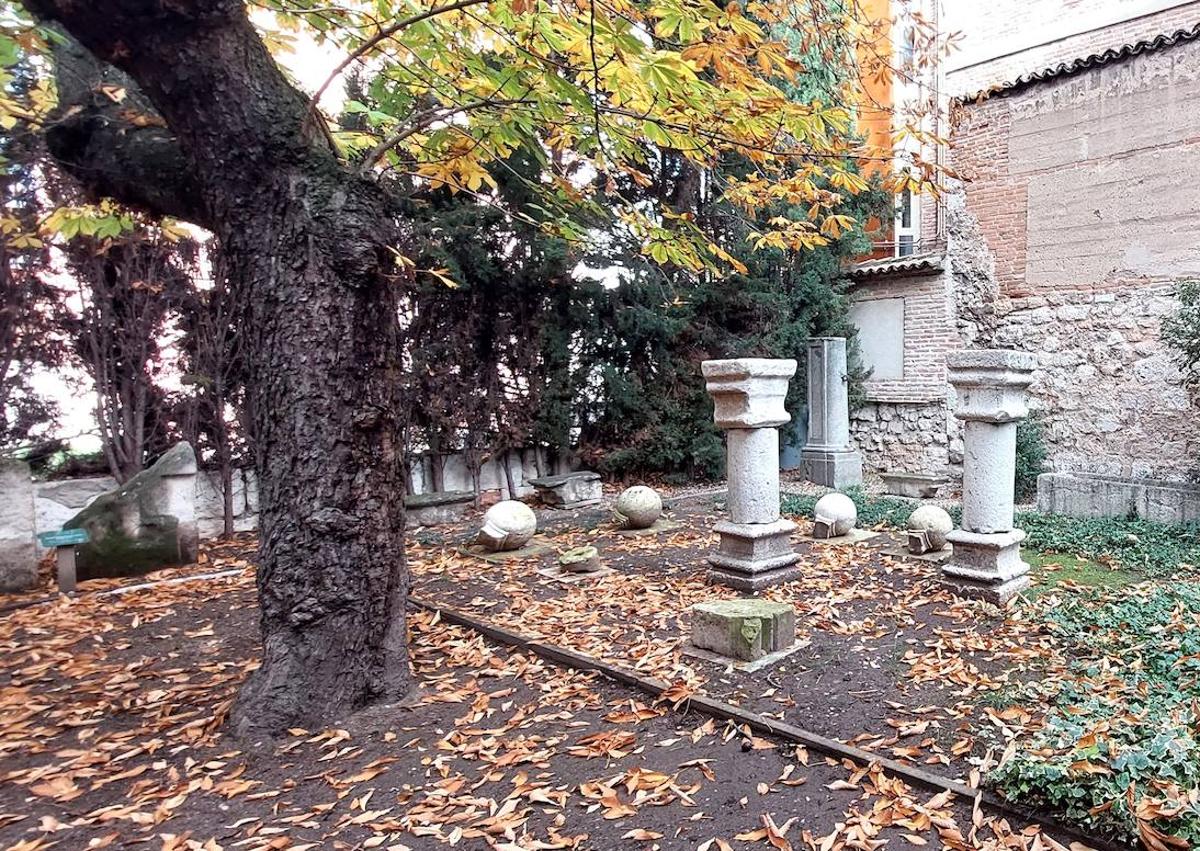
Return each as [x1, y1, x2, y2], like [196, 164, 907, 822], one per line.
[813, 492, 857, 537]
[615, 485, 663, 529]
[907, 505, 953, 551]
[477, 500, 537, 552]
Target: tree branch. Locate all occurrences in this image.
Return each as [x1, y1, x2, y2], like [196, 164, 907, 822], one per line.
[38, 27, 210, 226]
[307, 0, 492, 112]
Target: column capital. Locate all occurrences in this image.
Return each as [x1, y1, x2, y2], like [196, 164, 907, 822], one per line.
[702, 358, 796, 429]
[946, 349, 1037, 423]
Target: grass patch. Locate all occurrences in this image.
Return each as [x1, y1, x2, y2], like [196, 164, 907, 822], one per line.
[990, 583, 1200, 846]
[1016, 512, 1200, 577]
[1025, 550, 1143, 594]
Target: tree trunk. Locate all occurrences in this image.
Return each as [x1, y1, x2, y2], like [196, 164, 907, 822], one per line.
[29, 0, 411, 735]
[503, 448, 518, 500]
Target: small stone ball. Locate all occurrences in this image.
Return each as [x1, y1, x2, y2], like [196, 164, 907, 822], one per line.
[615, 485, 663, 529]
[907, 505, 953, 551]
[477, 500, 537, 552]
[813, 492, 857, 537]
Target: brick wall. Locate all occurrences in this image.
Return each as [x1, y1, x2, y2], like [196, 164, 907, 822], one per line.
[850, 270, 959, 404]
[946, 0, 1200, 97]
[953, 37, 1200, 299]
[946, 35, 1200, 480]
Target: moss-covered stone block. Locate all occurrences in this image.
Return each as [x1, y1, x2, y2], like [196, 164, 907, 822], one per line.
[690, 599, 795, 661]
[65, 442, 198, 580]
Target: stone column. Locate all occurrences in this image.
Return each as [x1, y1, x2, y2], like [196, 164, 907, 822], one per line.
[799, 337, 862, 488]
[0, 459, 37, 592]
[943, 350, 1037, 604]
[702, 358, 801, 590]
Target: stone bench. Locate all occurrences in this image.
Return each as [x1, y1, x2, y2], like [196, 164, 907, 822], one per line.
[404, 490, 475, 526]
[880, 471, 949, 499]
[528, 472, 602, 509]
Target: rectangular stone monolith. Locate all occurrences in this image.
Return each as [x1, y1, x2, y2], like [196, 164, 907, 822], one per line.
[0, 459, 37, 592]
[800, 338, 862, 488]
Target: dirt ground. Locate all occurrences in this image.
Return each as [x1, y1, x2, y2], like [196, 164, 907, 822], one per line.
[0, 501, 1088, 851]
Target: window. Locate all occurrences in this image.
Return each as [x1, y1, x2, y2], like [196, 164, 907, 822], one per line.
[895, 184, 919, 257]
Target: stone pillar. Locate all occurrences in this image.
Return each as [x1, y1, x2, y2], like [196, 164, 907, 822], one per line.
[799, 337, 862, 488]
[0, 459, 37, 592]
[943, 350, 1037, 604]
[702, 358, 801, 590]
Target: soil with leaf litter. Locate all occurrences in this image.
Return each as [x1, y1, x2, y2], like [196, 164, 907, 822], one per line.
[411, 496, 1055, 781]
[0, 530, 1089, 850]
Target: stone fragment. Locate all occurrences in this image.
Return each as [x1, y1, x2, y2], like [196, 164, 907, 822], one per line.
[701, 358, 800, 590]
[811, 492, 856, 539]
[528, 472, 602, 509]
[404, 490, 474, 526]
[66, 442, 198, 580]
[0, 459, 37, 592]
[558, 545, 602, 573]
[943, 350, 1037, 604]
[800, 338, 863, 488]
[477, 500, 537, 552]
[691, 599, 796, 662]
[907, 505, 953, 554]
[614, 485, 662, 529]
[880, 471, 949, 499]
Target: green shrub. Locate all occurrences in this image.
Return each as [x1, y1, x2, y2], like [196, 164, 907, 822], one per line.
[1162, 279, 1200, 389]
[1014, 414, 1048, 502]
[990, 584, 1200, 845]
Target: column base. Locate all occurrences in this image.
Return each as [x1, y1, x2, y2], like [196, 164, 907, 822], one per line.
[799, 448, 863, 489]
[707, 519, 801, 591]
[942, 528, 1031, 605]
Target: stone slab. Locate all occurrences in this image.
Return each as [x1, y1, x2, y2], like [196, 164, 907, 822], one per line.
[66, 442, 199, 581]
[529, 472, 602, 509]
[614, 517, 683, 537]
[941, 573, 1032, 606]
[879, 472, 949, 499]
[457, 539, 552, 563]
[881, 544, 954, 565]
[405, 490, 475, 526]
[536, 564, 618, 584]
[691, 598, 796, 661]
[682, 637, 811, 672]
[809, 528, 881, 547]
[1037, 471, 1200, 525]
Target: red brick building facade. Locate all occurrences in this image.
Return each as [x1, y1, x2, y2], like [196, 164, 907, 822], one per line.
[848, 1, 1200, 484]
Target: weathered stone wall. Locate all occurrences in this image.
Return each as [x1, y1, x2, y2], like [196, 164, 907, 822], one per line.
[407, 447, 566, 498]
[951, 37, 1200, 481]
[992, 286, 1199, 480]
[850, 401, 957, 476]
[195, 469, 260, 538]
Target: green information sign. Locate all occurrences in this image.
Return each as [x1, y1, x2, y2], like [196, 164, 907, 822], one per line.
[38, 528, 90, 548]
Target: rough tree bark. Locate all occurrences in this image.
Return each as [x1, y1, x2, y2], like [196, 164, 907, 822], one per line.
[27, 0, 410, 735]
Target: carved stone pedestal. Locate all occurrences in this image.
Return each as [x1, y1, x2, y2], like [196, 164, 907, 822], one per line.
[942, 350, 1038, 605]
[702, 359, 800, 590]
